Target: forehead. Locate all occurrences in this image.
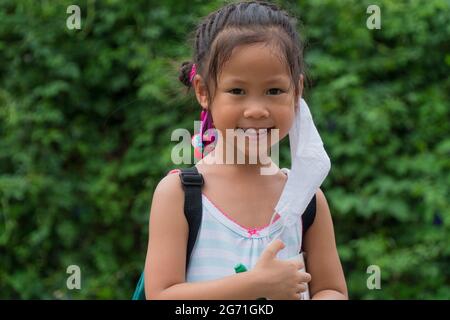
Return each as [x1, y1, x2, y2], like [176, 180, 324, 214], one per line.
[218, 43, 291, 85]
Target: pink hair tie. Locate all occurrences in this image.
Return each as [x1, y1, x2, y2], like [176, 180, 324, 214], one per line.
[189, 63, 197, 83]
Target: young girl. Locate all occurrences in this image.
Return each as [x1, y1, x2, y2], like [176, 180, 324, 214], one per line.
[144, 0, 348, 300]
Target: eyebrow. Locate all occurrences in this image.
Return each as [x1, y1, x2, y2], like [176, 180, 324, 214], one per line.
[221, 76, 291, 85]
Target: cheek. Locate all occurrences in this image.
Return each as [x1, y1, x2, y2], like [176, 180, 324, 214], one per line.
[276, 108, 295, 139]
[210, 101, 240, 129]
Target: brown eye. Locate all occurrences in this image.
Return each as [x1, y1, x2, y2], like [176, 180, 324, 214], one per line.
[228, 88, 245, 95]
[267, 88, 284, 95]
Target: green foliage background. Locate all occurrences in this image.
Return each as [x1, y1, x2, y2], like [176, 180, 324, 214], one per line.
[0, 0, 449, 299]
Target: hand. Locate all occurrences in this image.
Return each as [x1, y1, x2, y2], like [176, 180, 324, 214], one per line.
[252, 239, 312, 300]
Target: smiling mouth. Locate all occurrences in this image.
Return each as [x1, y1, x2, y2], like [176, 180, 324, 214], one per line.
[234, 126, 275, 134]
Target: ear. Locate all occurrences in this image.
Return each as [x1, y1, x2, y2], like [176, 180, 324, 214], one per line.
[193, 74, 209, 110]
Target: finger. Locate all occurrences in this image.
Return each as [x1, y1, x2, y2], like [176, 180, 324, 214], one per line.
[261, 239, 285, 261]
[296, 283, 307, 293]
[293, 292, 302, 300]
[299, 272, 312, 283]
[295, 259, 305, 270]
[288, 260, 304, 272]
[295, 273, 311, 284]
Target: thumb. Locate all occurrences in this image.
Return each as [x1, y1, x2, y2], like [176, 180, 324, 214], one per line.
[260, 239, 285, 261]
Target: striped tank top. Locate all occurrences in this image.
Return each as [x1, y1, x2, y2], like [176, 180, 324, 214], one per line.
[170, 167, 305, 283]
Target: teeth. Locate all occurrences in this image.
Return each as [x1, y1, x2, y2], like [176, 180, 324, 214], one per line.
[236, 128, 271, 133]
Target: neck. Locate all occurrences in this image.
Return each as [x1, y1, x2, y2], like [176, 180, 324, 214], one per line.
[200, 137, 277, 177]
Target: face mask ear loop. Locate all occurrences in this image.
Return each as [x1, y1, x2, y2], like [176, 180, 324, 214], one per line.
[267, 101, 301, 244]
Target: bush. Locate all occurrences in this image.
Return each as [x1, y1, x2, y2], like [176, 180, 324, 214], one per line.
[0, 0, 448, 299]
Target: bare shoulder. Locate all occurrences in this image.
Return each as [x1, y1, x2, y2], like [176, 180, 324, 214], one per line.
[147, 172, 187, 230]
[305, 187, 335, 248]
[303, 188, 334, 253]
[153, 171, 185, 202]
[149, 171, 188, 240]
[315, 187, 330, 215]
[144, 171, 188, 299]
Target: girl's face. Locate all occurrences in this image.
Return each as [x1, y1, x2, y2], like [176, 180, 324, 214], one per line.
[194, 43, 303, 160]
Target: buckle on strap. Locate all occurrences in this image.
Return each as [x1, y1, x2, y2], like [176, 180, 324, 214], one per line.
[180, 172, 204, 186]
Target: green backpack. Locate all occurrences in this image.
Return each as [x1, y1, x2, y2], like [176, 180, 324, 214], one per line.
[132, 166, 317, 299]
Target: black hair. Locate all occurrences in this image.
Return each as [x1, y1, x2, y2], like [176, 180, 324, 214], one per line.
[178, 0, 306, 109]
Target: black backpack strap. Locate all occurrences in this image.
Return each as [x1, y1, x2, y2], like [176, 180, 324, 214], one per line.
[302, 194, 317, 236]
[300, 194, 316, 254]
[179, 166, 204, 270]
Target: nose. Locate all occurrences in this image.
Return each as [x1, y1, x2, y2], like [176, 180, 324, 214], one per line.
[243, 100, 270, 119]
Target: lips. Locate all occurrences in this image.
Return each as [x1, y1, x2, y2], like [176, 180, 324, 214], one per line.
[235, 127, 275, 135]
[233, 127, 275, 141]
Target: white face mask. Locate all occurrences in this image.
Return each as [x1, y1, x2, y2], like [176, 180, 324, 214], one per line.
[268, 97, 331, 242]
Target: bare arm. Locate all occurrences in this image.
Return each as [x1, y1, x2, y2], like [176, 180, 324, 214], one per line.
[153, 272, 265, 300]
[144, 173, 267, 300]
[303, 188, 348, 300]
